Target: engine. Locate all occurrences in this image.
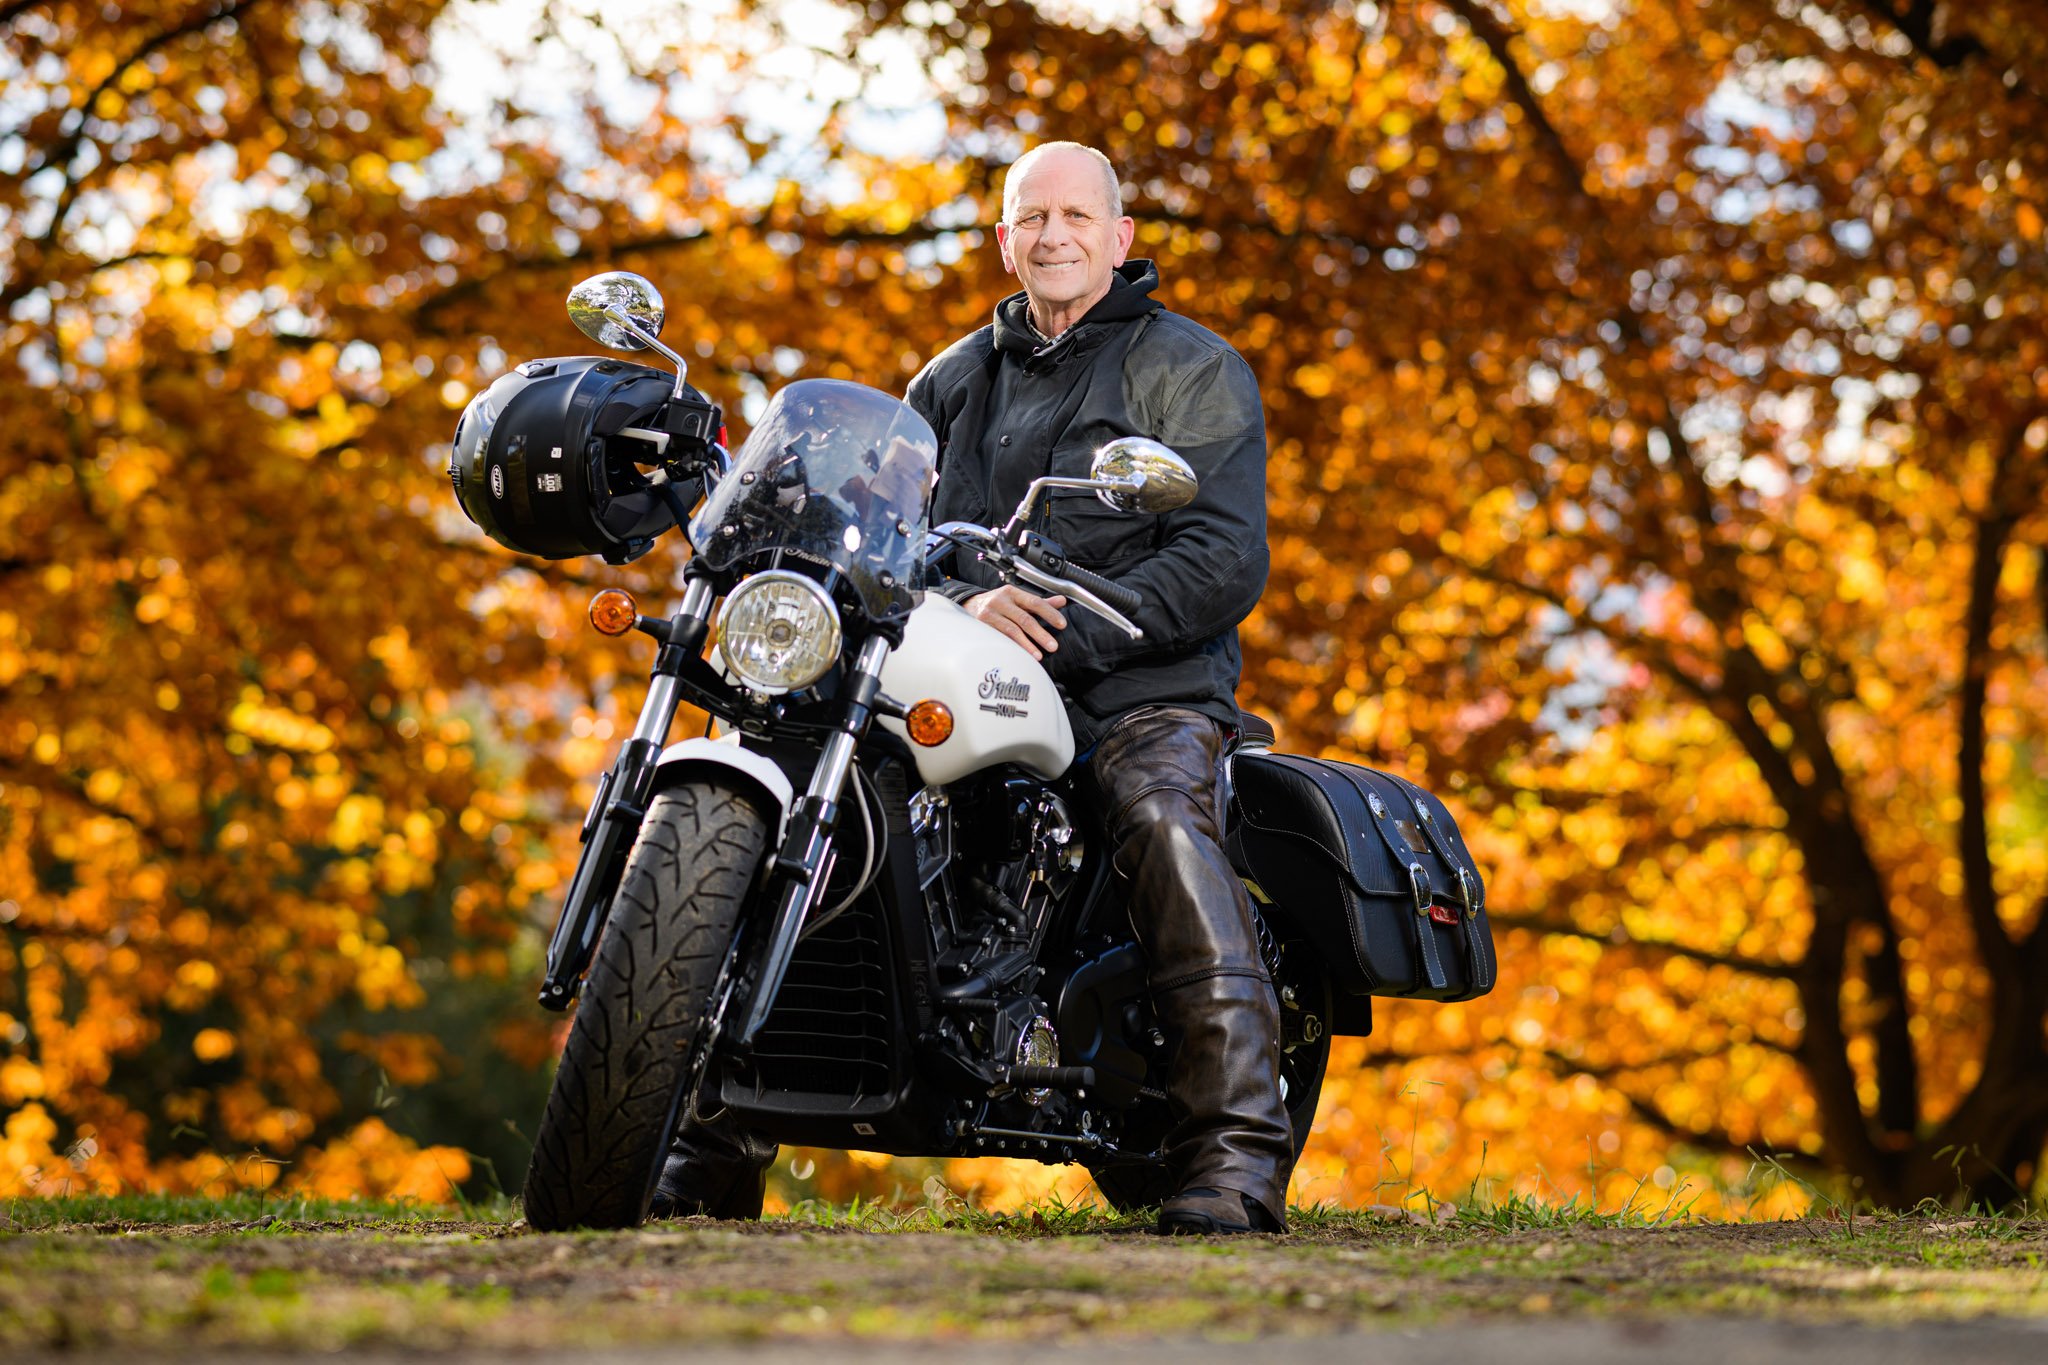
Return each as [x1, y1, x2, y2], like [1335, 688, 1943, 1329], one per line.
[952, 776, 1085, 938]
[916, 773, 1096, 1131]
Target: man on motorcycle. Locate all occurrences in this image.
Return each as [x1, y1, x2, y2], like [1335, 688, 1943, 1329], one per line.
[910, 142, 1288, 1235]
[654, 141, 1289, 1235]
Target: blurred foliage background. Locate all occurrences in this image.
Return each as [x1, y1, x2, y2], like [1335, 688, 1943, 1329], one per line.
[2, 0, 2044, 1214]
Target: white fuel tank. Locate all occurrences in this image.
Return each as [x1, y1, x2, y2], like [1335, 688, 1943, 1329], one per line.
[877, 594, 1074, 787]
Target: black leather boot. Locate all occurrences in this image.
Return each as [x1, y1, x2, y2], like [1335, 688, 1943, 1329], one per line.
[1087, 706, 1294, 1232]
[648, 1101, 777, 1220]
[1150, 973, 1292, 1233]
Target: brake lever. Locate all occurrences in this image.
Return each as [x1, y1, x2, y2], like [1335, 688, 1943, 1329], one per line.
[927, 522, 1142, 638]
[1012, 559, 1144, 640]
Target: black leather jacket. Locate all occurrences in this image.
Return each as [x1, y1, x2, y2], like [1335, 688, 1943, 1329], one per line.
[906, 260, 1270, 752]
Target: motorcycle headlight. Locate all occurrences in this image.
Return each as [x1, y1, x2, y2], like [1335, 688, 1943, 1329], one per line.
[716, 570, 842, 695]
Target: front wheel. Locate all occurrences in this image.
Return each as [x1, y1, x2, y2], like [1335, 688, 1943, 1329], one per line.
[521, 777, 769, 1231]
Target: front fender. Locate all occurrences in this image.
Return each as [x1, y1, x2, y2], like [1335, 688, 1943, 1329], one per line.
[651, 735, 795, 843]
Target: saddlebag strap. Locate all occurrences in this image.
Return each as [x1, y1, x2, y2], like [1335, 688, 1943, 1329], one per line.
[1384, 772, 1494, 992]
[1298, 755, 1450, 993]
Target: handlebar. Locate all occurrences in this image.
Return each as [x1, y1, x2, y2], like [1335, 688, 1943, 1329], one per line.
[928, 522, 1146, 641]
[1017, 537, 1143, 616]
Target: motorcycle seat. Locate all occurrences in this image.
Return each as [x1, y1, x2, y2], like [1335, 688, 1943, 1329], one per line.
[1234, 710, 1278, 752]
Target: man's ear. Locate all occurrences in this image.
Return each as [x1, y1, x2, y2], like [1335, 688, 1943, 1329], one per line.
[996, 221, 1018, 276]
[1112, 215, 1135, 265]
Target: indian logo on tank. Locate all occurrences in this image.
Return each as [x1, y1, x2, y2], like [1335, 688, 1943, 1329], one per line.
[977, 668, 1030, 718]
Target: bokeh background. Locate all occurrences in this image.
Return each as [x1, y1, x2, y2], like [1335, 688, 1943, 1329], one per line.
[3, 0, 2044, 1215]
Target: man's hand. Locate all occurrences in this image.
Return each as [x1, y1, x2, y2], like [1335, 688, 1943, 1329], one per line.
[963, 586, 1068, 660]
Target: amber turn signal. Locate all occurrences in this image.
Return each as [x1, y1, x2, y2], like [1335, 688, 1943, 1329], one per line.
[904, 699, 954, 747]
[588, 588, 639, 636]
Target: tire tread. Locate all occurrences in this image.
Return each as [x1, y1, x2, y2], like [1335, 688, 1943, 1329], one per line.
[521, 780, 767, 1231]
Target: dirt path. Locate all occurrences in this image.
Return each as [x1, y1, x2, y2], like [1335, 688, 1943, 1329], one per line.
[37, 1319, 2047, 1365]
[2, 1215, 2043, 1358]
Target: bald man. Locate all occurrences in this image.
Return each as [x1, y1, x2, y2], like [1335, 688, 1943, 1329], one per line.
[652, 143, 1289, 1235]
[909, 142, 1288, 1234]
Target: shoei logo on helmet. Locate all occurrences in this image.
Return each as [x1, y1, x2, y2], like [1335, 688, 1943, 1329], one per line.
[490, 465, 504, 499]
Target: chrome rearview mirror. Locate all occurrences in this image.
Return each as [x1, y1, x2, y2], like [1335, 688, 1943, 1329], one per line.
[1090, 437, 1199, 515]
[567, 270, 690, 396]
[1000, 437, 1202, 542]
[568, 271, 667, 350]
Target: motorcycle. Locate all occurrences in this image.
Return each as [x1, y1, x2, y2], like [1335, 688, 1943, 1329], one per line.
[453, 272, 1365, 1231]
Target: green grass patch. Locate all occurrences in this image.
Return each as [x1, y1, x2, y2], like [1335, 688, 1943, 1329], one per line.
[0, 1191, 508, 1231]
[0, 1207, 2042, 1353]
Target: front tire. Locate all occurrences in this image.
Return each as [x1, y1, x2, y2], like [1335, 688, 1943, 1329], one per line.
[522, 778, 769, 1232]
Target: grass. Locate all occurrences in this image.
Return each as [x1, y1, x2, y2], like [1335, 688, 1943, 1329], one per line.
[6, 1163, 2038, 1239]
[1, 1189, 2043, 1354]
[0, 1190, 522, 1231]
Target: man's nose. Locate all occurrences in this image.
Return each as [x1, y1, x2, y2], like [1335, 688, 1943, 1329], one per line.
[1036, 214, 1071, 248]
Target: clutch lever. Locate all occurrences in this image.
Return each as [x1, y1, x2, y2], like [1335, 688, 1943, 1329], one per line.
[1011, 559, 1144, 640]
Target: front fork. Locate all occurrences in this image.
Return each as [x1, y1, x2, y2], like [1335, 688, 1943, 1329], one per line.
[538, 577, 715, 1010]
[537, 581, 895, 1035]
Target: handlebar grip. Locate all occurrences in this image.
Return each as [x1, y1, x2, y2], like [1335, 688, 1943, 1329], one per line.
[1060, 561, 1143, 616]
[1018, 536, 1144, 616]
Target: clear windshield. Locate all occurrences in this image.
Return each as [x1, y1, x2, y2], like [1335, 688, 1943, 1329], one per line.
[689, 379, 935, 621]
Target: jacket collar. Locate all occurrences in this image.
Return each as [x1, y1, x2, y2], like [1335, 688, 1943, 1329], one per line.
[991, 259, 1162, 361]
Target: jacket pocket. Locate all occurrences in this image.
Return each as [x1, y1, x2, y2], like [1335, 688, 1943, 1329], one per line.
[1046, 439, 1154, 569]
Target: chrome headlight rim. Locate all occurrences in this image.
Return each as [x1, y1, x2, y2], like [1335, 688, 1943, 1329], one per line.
[715, 569, 842, 696]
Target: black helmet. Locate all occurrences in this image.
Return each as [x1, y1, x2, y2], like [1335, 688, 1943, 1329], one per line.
[449, 356, 687, 563]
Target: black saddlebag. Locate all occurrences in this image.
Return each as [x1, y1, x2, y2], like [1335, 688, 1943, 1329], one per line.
[1224, 751, 1496, 1003]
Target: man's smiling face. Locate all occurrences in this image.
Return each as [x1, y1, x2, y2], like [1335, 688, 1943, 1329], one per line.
[996, 148, 1136, 336]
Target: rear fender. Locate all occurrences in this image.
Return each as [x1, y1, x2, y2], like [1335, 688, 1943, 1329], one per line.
[650, 736, 795, 844]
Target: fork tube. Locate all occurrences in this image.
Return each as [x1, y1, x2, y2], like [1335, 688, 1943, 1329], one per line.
[626, 577, 713, 744]
[537, 575, 718, 1009]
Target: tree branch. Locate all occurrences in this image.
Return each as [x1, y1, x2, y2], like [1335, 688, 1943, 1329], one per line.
[1957, 436, 2027, 998]
[27, 1, 264, 257]
[1459, 497, 1910, 1174]
[409, 218, 976, 331]
[1559, 1040, 1797, 1076]
[1453, 552, 1721, 703]
[0, 759, 178, 857]
[1490, 910, 1798, 979]
[1542, 1050, 1762, 1162]
[1852, 0, 1986, 68]
[432, 535, 621, 591]
[1440, 0, 1589, 204]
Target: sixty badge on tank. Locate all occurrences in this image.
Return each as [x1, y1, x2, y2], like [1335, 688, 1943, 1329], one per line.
[978, 668, 1031, 718]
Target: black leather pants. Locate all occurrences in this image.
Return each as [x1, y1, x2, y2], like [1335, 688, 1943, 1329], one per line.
[1086, 705, 1294, 1225]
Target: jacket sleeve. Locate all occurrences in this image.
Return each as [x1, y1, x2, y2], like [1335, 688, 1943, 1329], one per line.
[907, 348, 1003, 602]
[1046, 346, 1269, 683]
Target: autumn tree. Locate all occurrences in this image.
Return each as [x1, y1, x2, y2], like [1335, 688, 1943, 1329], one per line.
[0, 0, 1014, 1198]
[6, 0, 2045, 1213]
[857, 0, 2047, 1207]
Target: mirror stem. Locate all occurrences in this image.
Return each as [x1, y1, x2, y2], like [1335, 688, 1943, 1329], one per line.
[605, 307, 691, 395]
[1000, 475, 1132, 543]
